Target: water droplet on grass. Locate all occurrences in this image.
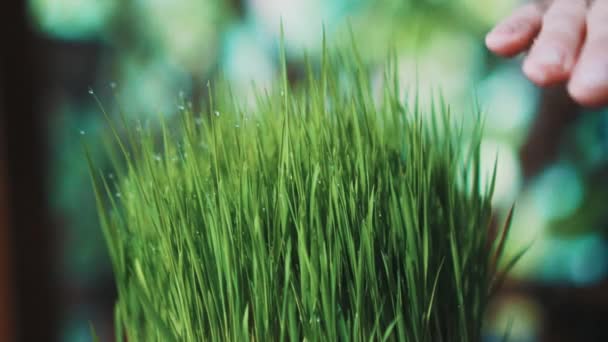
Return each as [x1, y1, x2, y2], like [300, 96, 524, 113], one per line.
[115, 192, 122, 198]
[110, 82, 117, 89]
[178, 105, 185, 111]
[214, 111, 221, 117]
[154, 154, 162, 162]
[88, 88, 94, 95]
[79, 130, 85, 135]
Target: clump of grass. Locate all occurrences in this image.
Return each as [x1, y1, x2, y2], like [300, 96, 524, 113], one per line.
[88, 39, 514, 341]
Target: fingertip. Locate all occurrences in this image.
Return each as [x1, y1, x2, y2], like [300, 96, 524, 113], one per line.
[567, 86, 608, 108]
[522, 45, 574, 87]
[484, 32, 507, 55]
[486, 4, 542, 57]
[485, 31, 530, 57]
[568, 69, 608, 108]
[570, 0, 608, 107]
[522, 59, 549, 86]
[523, 57, 567, 87]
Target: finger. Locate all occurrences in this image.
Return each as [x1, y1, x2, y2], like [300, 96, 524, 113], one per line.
[568, 0, 608, 107]
[485, 4, 543, 57]
[523, 0, 587, 86]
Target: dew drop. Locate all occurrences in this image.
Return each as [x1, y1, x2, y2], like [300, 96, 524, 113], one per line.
[235, 124, 240, 128]
[115, 192, 122, 198]
[154, 154, 162, 162]
[88, 88, 94, 95]
[79, 130, 85, 135]
[178, 105, 185, 111]
[214, 111, 221, 117]
[108, 173, 114, 179]
[110, 82, 117, 89]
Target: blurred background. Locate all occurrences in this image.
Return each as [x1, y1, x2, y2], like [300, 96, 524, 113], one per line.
[1, 0, 608, 341]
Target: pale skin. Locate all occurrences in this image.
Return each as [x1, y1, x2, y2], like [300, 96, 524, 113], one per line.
[486, 0, 608, 107]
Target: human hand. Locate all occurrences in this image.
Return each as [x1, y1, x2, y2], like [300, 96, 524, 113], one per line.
[485, 0, 608, 107]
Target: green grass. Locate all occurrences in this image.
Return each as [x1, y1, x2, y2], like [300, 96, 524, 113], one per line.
[88, 38, 514, 341]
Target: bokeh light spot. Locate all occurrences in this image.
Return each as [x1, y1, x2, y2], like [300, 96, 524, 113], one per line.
[29, 0, 117, 40]
[532, 162, 584, 222]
